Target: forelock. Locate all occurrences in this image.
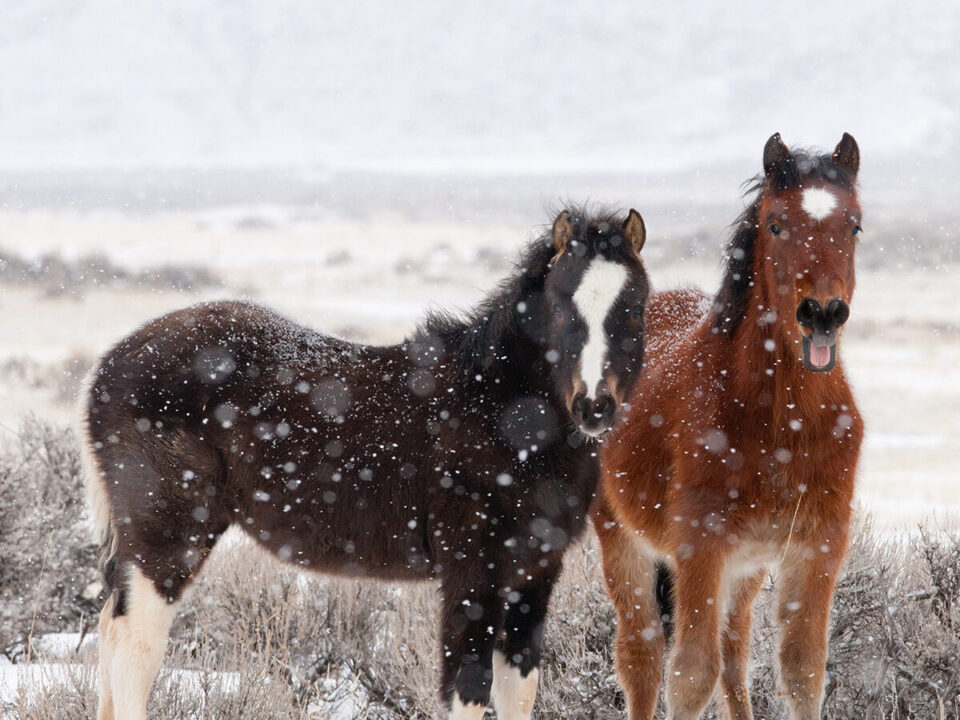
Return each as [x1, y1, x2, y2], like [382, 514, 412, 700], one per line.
[767, 147, 855, 194]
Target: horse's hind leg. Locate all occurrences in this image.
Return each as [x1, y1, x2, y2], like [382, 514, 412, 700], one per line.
[96, 596, 116, 720]
[90, 432, 226, 719]
[719, 570, 765, 720]
[593, 502, 665, 720]
[97, 565, 177, 720]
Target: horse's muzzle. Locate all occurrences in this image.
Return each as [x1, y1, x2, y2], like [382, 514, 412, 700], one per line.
[796, 296, 849, 372]
[571, 392, 617, 437]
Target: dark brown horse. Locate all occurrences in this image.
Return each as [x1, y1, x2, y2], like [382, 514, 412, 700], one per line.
[82, 207, 650, 720]
[594, 134, 864, 720]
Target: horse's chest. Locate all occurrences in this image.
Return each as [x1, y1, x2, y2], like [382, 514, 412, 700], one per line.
[725, 533, 783, 580]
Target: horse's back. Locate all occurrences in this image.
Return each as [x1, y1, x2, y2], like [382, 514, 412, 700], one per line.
[642, 287, 713, 364]
[88, 300, 346, 422]
[98, 300, 339, 376]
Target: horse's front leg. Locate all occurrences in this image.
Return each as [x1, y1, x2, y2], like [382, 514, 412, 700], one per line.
[665, 540, 726, 720]
[492, 565, 559, 720]
[719, 570, 765, 720]
[440, 565, 505, 719]
[593, 501, 665, 720]
[777, 545, 844, 720]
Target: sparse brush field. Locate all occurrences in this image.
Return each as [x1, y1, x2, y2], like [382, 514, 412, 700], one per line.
[1, 419, 958, 719]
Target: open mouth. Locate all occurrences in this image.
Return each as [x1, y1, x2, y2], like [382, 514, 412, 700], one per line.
[802, 336, 837, 372]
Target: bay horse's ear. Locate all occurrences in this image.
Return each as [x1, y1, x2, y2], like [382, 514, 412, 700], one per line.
[763, 132, 790, 177]
[833, 132, 860, 179]
[552, 210, 574, 255]
[623, 208, 646, 254]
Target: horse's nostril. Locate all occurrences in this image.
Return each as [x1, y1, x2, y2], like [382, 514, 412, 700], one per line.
[796, 298, 821, 328]
[593, 395, 614, 419]
[571, 395, 586, 419]
[827, 298, 850, 326]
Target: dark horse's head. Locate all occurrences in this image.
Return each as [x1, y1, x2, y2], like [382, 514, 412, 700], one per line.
[718, 133, 862, 372]
[544, 208, 650, 436]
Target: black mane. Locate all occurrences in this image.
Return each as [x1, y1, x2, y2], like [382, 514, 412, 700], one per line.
[420, 206, 628, 374]
[712, 149, 855, 336]
[417, 233, 554, 376]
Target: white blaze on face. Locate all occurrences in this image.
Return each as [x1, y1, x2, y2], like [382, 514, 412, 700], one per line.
[572, 258, 628, 399]
[801, 187, 837, 222]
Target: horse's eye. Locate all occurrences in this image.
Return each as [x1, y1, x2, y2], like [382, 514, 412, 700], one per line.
[631, 305, 644, 317]
[769, 224, 782, 236]
[553, 304, 562, 316]
[851, 225, 862, 237]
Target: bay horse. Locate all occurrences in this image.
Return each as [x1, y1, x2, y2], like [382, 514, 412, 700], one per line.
[594, 134, 864, 720]
[81, 207, 651, 720]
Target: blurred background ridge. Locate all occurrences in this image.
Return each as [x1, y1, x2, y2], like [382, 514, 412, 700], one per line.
[0, 1, 957, 219]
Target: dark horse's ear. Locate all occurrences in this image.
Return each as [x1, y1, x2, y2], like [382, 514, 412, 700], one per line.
[832, 132, 860, 179]
[552, 211, 574, 255]
[623, 208, 646, 254]
[763, 132, 790, 177]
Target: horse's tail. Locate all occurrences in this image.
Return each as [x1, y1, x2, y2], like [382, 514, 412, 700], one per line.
[655, 561, 675, 641]
[77, 364, 120, 599]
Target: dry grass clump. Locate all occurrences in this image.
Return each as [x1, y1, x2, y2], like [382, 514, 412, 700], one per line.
[0, 249, 220, 297]
[1, 418, 958, 718]
[536, 544, 623, 719]
[0, 353, 93, 408]
[744, 524, 960, 720]
[0, 417, 99, 659]
[174, 536, 442, 718]
[6, 646, 299, 720]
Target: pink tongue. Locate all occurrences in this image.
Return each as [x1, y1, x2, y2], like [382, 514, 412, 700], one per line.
[809, 343, 832, 368]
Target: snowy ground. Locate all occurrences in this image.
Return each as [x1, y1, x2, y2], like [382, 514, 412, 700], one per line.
[0, 207, 956, 530]
[0, 639, 237, 710]
[0, 632, 244, 717]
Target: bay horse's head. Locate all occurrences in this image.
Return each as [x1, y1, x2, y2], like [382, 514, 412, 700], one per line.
[757, 132, 862, 372]
[545, 208, 650, 437]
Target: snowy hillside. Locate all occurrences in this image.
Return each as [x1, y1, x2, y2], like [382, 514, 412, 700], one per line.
[1, 1, 957, 175]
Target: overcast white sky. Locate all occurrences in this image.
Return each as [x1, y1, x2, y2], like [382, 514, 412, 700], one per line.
[0, 1, 957, 177]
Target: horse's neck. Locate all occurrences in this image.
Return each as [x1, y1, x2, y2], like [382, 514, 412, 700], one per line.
[456, 300, 556, 401]
[497, 328, 555, 398]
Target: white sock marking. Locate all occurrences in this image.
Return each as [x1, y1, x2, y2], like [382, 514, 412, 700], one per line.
[492, 650, 539, 720]
[572, 258, 628, 398]
[450, 695, 487, 720]
[801, 187, 837, 222]
[101, 566, 176, 720]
